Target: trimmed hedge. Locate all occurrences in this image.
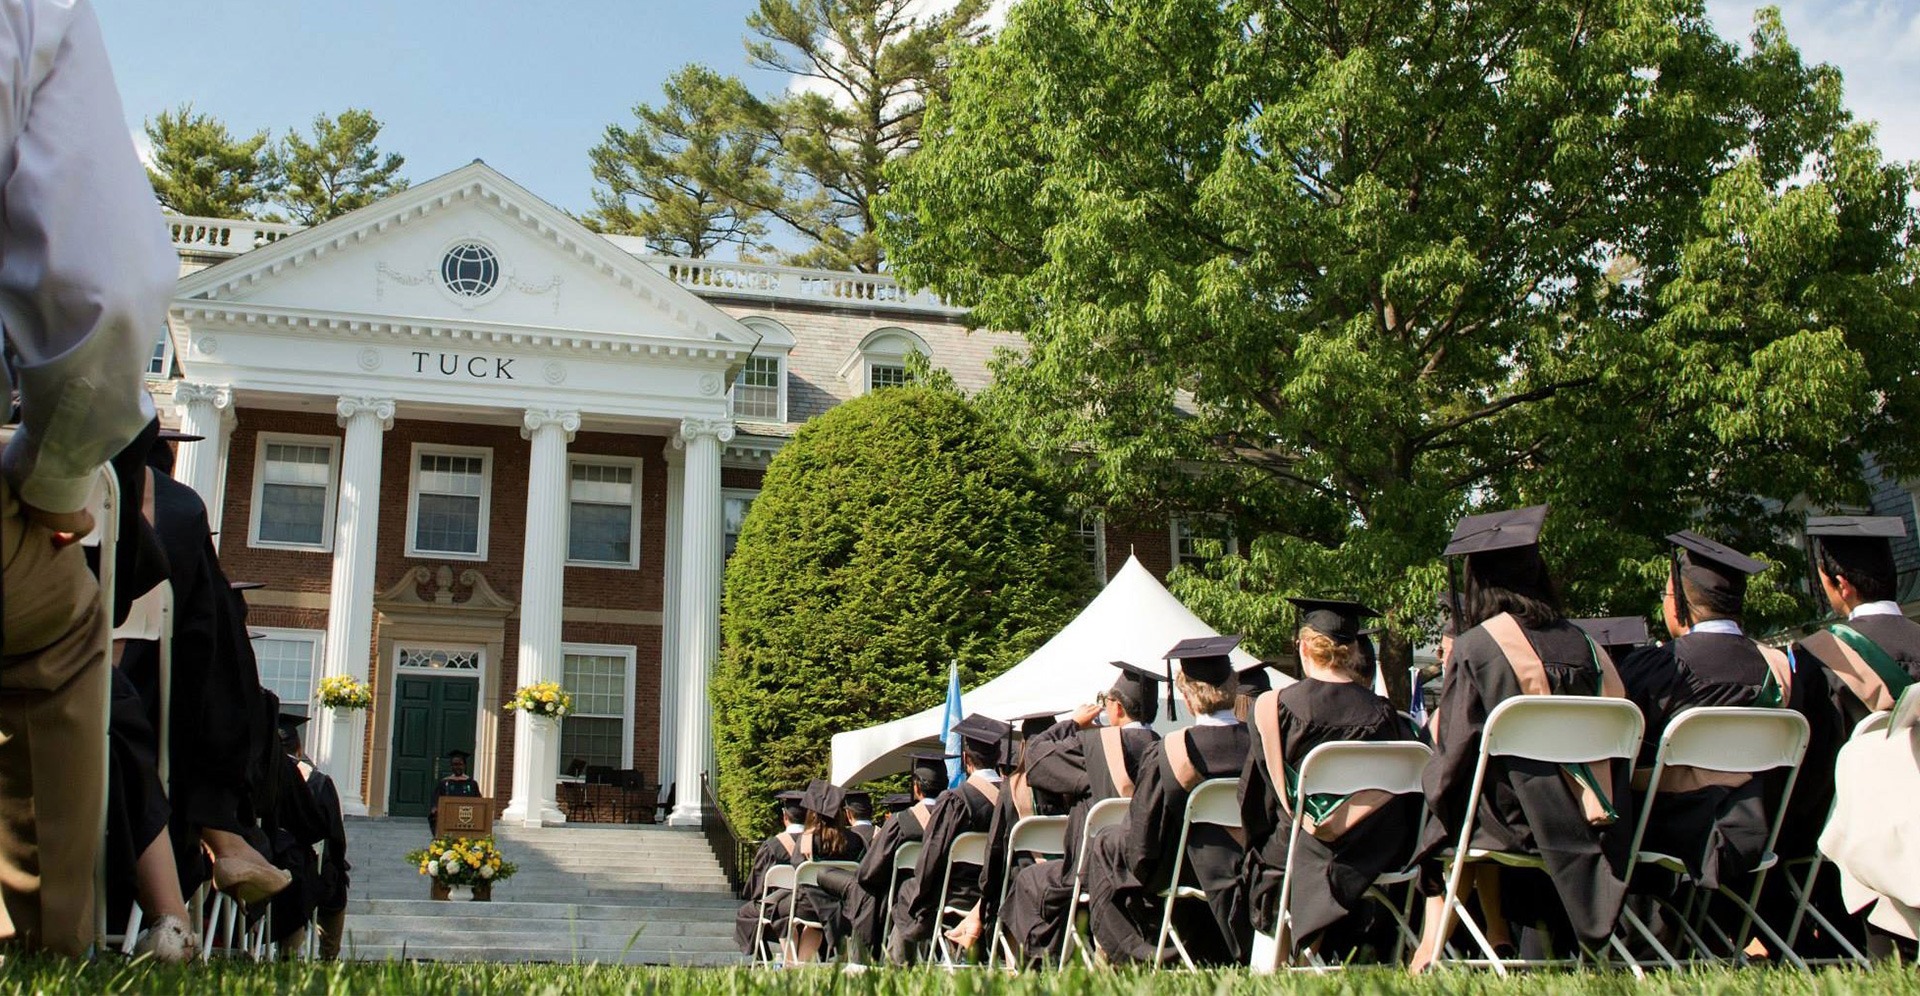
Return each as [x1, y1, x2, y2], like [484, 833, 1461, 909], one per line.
[713, 387, 1094, 839]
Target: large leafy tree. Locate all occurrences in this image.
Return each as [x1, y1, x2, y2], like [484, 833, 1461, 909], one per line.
[881, 0, 1920, 685]
[144, 104, 272, 218]
[270, 108, 408, 224]
[584, 65, 775, 257]
[713, 387, 1093, 839]
[739, 0, 991, 271]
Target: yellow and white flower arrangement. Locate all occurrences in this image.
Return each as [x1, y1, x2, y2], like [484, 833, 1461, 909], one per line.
[317, 674, 373, 710]
[404, 835, 516, 886]
[510, 681, 572, 719]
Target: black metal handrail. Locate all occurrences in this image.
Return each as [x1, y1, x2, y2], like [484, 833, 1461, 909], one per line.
[699, 774, 752, 898]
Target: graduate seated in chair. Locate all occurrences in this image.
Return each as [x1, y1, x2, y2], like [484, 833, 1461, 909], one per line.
[886, 715, 1009, 964]
[771, 780, 866, 963]
[994, 661, 1163, 967]
[734, 789, 808, 956]
[1086, 638, 1252, 966]
[1409, 505, 1635, 972]
[1241, 598, 1421, 965]
[947, 710, 1074, 957]
[820, 757, 945, 961]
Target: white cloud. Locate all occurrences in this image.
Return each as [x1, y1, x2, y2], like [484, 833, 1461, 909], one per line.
[1708, 0, 1920, 164]
[782, 0, 1014, 100]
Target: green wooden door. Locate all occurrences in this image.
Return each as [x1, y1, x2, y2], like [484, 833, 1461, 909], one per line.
[388, 674, 479, 817]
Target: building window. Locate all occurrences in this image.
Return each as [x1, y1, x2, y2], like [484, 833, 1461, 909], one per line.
[407, 445, 492, 560]
[560, 646, 635, 771]
[868, 363, 911, 392]
[1172, 516, 1237, 571]
[250, 435, 338, 551]
[252, 630, 323, 716]
[441, 242, 500, 298]
[1075, 512, 1108, 585]
[567, 458, 641, 568]
[146, 328, 173, 378]
[396, 647, 481, 671]
[730, 355, 784, 421]
[724, 489, 759, 559]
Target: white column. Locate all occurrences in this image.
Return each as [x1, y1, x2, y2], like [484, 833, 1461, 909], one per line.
[667, 416, 732, 826]
[656, 449, 684, 787]
[313, 396, 394, 817]
[502, 407, 580, 827]
[169, 381, 233, 520]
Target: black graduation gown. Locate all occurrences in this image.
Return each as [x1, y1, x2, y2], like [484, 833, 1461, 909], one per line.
[1415, 620, 1634, 948]
[264, 751, 329, 942]
[304, 763, 351, 913]
[1800, 612, 1920, 733]
[427, 776, 482, 834]
[731, 828, 865, 956]
[781, 829, 865, 958]
[105, 662, 171, 933]
[734, 830, 806, 953]
[850, 822, 877, 849]
[1240, 679, 1420, 950]
[1617, 632, 1813, 890]
[976, 767, 1069, 928]
[998, 720, 1158, 965]
[1086, 723, 1252, 965]
[887, 776, 998, 961]
[829, 801, 932, 957]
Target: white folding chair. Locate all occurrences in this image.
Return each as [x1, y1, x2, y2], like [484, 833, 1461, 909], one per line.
[878, 839, 922, 957]
[748, 863, 798, 967]
[1151, 777, 1241, 968]
[1783, 710, 1888, 966]
[81, 467, 119, 955]
[781, 859, 861, 965]
[929, 831, 990, 966]
[1427, 695, 1644, 976]
[985, 814, 1069, 969]
[1058, 796, 1130, 970]
[1251, 740, 1432, 974]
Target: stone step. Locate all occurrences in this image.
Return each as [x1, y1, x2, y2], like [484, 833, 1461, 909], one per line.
[348, 917, 735, 939]
[348, 896, 741, 915]
[339, 943, 740, 966]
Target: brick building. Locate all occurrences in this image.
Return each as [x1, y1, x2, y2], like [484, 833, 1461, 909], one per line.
[153, 161, 1203, 827]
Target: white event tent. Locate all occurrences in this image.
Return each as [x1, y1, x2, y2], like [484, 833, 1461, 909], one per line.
[828, 554, 1267, 784]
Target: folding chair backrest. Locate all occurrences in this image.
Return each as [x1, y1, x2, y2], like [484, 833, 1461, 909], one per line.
[793, 859, 859, 888]
[1007, 815, 1069, 859]
[946, 831, 990, 869]
[762, 864, 797, 893]
[1657, 707, 1808, 775]
[1295, 740, 1432, 798]
[1184, 778, 1242, 830]
[1084, 796, 1131, 838]
[1483, 695, 1643, 765]
[1852, 711, 1890, 739]
[893, 840, 924, 874]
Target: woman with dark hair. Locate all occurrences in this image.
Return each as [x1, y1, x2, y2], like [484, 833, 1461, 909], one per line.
[773, 780, 865, 963]
[1407, 506, 1633, 972]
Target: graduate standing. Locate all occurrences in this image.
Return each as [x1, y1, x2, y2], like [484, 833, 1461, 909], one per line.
[1409, 506, 1634, 972]
[1085, 638, 1252, 966]
[887, 714, 1009, 963]
[426, 749, 481, 836]
[1241, 599, 1421, 963]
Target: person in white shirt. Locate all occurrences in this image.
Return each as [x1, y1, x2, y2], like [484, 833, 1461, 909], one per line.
[0, 0, 176, 958]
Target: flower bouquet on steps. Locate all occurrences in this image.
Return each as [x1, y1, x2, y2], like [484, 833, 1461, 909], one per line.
[509, 681, 572, 719]
[406, 835, 516, 901]
[317, 674, 373, 710]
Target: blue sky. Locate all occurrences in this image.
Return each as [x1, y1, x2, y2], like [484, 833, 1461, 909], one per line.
[95, 1, 1918, 220]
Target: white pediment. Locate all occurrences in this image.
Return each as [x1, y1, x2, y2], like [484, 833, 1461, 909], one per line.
[175, 162, 755, 347]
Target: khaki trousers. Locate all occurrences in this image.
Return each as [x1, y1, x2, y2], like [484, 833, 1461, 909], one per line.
[0, 474, 108, 956]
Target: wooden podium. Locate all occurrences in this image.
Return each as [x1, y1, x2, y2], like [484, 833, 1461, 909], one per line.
[436, 796, 496, 838]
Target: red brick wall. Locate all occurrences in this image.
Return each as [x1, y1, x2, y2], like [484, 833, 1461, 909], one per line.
[1107, 517, 1175, 580]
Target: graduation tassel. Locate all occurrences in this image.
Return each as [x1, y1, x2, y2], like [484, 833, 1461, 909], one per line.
[1164, 661, 1177, 722]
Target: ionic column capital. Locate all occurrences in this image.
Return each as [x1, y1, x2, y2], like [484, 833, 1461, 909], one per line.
[335, 396, 396, 430]
[674, 416, 735, 449]
[522, 407, 581, 442]
[171, 380, 232, 413]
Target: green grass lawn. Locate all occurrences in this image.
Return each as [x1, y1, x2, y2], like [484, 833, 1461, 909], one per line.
[0, 961, 1912, 996]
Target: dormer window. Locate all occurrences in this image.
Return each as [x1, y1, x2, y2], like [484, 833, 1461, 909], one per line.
[841, 327, 929, 396]
[731, 317, 795, 423]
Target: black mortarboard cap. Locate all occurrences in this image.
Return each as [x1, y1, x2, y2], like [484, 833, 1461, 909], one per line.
[1237, 666, 1273, 695]
[230, 580, 267, 591]
[157, 427, 204, 443]
[1164, 636, 1239, 686]
[1106, 660, 1162, 724]
[1443, 505, 1548, 557]
[248, 629, 267, 640]
[844, 790, 873, 811]
[276, 712, 309, 732]
[1572, 616, 1651, 653]
[881, 792, 914, 813]
[1806, 516, 1907, 539]
[1288, 597, 1377, 643]
[801, 779, 846, 818]
[1010, 710, 1059, 739]
[952, 713, 1012, 764]
[447, 748, 471, 762]
[1668, 530, 1767, 598]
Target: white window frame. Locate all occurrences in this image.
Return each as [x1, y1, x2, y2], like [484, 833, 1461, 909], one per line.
[723, 487, 761, 560]
[250, 626, 326, 715]
[565, 455, 644, 570]
[1077, 511, 1109, 585]
[1171, 515, 1238, 570]
[728, 354, 788, 423]
[146, 328, 174, 380]
[559, 642, 637, 769]
[405, 443, 493, 561]
[866, 360, 911, 393]
[248, 432, 341, 552]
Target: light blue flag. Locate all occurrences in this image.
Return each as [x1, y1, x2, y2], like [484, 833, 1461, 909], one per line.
[1407, 666, 1428, 732]
[939, 661, 964, 790]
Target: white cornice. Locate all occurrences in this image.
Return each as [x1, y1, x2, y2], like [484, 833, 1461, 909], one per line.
[173, 161, 758, 347]
[171, 302, 749, 366]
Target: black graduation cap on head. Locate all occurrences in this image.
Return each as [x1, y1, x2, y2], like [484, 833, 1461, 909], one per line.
[276, 711, 309, 733]
[1236, 664, 1273, 696]
[843, 790, 873, 814]
[1667, 530, 1766, 600]
[1572, 616, 1651, 655]
[952, 713, 1012, 766]
[881, 792, 914, 813]
[1010, 709, 1060, 739]
[230, 580, 267, 591]
[248, 629, 268, 640]
[1106, 660, 1162, 725]
[1806, 515, 1905, 594]
[447, 748, 472, 762]
[1806, 515, 1908, 540]
[801, 779, 846, 818]
[1444, 505, 1549, 558]
[908, 751, 956, 779]
[1288, 597, 1377, 644]
[157, 427, 204, 443]
[1165, 635, 1241, 715]
[774, 789, 806, 816]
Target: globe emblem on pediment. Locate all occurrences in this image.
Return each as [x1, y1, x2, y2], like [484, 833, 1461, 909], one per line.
[440, 242, 499, 298]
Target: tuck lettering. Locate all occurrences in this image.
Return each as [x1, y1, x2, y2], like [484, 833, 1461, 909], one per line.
[411, 351, 516, 381]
